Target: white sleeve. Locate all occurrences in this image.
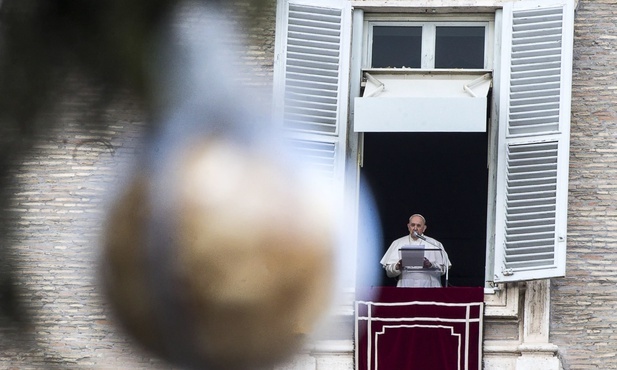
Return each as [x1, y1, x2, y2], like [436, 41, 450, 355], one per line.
[380, 239, 402, 278]
[384, 262, 401, 278]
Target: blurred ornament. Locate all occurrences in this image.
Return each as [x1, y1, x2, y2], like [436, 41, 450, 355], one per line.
[102, 138, 336, 370]
[100, 2, 338, 369]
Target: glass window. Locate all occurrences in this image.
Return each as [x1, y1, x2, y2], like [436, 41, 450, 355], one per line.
[368, 22, 488, 70]
[371, 26, 422, 68]
[435, 26, 485, 69]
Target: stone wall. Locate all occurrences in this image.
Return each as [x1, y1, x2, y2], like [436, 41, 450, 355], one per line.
[551, 1, 617, 369]
[0, 90, 167, 369]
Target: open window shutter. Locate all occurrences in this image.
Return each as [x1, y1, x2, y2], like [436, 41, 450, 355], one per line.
[273, 0, 352, 186]
[492, 0, 574, 282]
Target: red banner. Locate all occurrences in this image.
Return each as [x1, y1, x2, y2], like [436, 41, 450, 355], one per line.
[356, 287, 484, 370]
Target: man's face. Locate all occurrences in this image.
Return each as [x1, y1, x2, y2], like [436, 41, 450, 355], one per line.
[407, 216, 426, 237]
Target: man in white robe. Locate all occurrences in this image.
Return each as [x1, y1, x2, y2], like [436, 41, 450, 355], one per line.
[380, 214, 451, 287]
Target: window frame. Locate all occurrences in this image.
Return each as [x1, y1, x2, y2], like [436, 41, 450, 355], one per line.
[275, 0, 574, 293]
[363, 14, 495, 71]
[274, 0, 575, 350]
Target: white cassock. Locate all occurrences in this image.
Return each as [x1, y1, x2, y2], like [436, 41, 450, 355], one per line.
[380, 234, 451, 287]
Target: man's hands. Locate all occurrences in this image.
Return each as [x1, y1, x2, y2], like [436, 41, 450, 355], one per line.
[396, 258, 432, 270]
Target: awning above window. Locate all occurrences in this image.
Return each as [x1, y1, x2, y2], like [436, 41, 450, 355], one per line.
[353, 71, 492, 132]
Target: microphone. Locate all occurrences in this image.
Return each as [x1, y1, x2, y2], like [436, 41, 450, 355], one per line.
[413, 231, 426, 241]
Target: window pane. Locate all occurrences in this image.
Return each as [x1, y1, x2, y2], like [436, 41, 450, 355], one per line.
[435, 26, 485, 69]
[371, 26, 422, 68]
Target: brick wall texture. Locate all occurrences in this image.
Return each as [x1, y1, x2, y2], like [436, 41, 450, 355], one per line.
[1, 0, 616, 369]
[551, 1, 617, 369]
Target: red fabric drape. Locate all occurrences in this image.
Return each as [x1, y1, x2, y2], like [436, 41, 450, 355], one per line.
[356, 287, 484, 370]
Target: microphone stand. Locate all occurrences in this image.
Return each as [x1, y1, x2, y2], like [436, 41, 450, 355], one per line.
[413, 232, 449, 287]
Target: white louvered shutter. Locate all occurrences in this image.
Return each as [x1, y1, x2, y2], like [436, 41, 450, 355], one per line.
[273, 0, 352, 185]
[492, 0, 575, 282]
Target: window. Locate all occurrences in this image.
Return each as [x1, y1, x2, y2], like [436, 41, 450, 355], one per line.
[371, 26, 422, 68]
[356, 18, 494, 134]
[435, 26, 486, 68]
[367, 20, 491, 70]
[274, 0, 575, 289]
[355, 18, 494, 134]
